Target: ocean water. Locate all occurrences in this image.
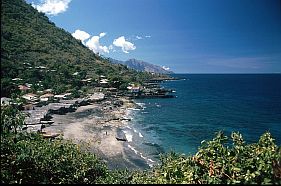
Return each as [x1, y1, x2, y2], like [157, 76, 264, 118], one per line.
[121, 74, 281, 167]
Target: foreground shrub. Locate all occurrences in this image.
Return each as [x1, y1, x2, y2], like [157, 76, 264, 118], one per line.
[1, 133, 108, 184]
[131, 131, 281, 184]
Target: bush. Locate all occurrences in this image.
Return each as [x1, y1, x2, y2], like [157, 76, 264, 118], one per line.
[1, 133, 109, 184]
[130, 131, 281, 184]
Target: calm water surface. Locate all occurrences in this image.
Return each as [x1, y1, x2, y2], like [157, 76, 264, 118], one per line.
[121, 74, 281, 167]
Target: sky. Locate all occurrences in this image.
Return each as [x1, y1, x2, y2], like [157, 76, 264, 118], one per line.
[26, 0, 281, 73]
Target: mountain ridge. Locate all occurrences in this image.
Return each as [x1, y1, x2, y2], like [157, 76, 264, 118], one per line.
[107, 57, 174, 74]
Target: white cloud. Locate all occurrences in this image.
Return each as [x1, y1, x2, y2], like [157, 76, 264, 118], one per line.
[136, 36, 143, 40]
[145, 35, 151, 38]
[113, 36, 136, 53]
[71, 30, 109, 54]
[32, 0, 71, 15]
[72, 30, 137, 54]
[72, 29, 90, 44]
[162, 66, 170, 71]
[85, 34, 109, 54]
[99, 32, 106, 38]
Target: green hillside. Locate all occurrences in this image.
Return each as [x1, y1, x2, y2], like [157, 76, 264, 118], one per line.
[1, 0, 156, 97]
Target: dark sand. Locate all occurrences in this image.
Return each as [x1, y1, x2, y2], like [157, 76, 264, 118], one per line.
[43, 98, 150, 170]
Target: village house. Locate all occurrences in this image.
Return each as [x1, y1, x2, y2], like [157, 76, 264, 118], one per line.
[25, 83, 32, 88]
[43, 89, 53, 93]
[40, 93, 54, 102]
[81, 78, 92, 84]
[99, 78, 109, 87]
[35, 66, 46, 69]
[22, 93, 39, 102]
[1, 97, 12, 105]
[18, 85, 30, 91]
[54, 93, 72, 100]
[23, 62, 31, 66]
[37, 90, 44, 94]
[127, 84, 141, 93]
[12, 78, 23, 81]
[54, 94, 65, 100]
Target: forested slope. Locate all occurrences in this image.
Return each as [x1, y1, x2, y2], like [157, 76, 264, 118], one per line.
[1, 0, 155, 96]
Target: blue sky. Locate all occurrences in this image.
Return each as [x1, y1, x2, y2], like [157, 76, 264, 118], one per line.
[26, 0, 281, 73]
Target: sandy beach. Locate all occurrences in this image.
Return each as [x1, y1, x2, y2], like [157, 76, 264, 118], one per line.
[43, 96, 149, 170]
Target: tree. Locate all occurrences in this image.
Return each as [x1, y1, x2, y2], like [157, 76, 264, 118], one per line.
[1, 103, 26, 142]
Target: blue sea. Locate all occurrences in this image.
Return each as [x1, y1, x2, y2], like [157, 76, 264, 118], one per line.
[120, 74, 281, 168]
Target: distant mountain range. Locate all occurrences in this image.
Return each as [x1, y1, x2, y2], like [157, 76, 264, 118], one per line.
[107, 58, 174, 74]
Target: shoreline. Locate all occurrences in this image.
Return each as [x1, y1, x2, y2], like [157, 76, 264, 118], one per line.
[42, 95, 151, 170]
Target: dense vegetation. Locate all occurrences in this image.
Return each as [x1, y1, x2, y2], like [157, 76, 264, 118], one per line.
[131, 132, 281, 184]
[1, 0, 165, 97]
[1, 104, 280, 184]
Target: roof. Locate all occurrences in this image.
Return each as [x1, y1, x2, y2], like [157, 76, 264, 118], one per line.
[43, 89, 53, 92]
[40, 93, 54, 98]
[54, 95, 65, 98]
[18, 85, 30, 90]
[100, 79, 109, 84]
[40, 97, 49, 102]
[81, 78, 92, 82]
[1, 97, 12, 105]
[12, 78, 23, 81]
[22, 93, 38, 101]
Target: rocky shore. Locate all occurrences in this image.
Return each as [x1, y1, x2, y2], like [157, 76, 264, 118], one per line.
[40, 95, 150, 170]
[20, 77, 178, 170]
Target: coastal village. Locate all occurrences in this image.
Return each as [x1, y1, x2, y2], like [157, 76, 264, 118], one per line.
[1, 71, 176, 139]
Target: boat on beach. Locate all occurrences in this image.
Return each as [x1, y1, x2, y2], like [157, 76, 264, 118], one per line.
[115, 131, 127, 141]
[40, 120, 54, 124]
[42, 132, 60, 139]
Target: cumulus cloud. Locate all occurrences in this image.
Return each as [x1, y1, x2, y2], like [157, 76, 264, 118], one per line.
[85, 34, 109, 54]
[72, 29, 90, 44]
[99, 32, 106, 38]
[145, 35, 151, 38]
[32, 0, 71, 15]
[71, 30, 109, 54]
[71, 30, 137, 54]
[113, 36, 136, 53]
